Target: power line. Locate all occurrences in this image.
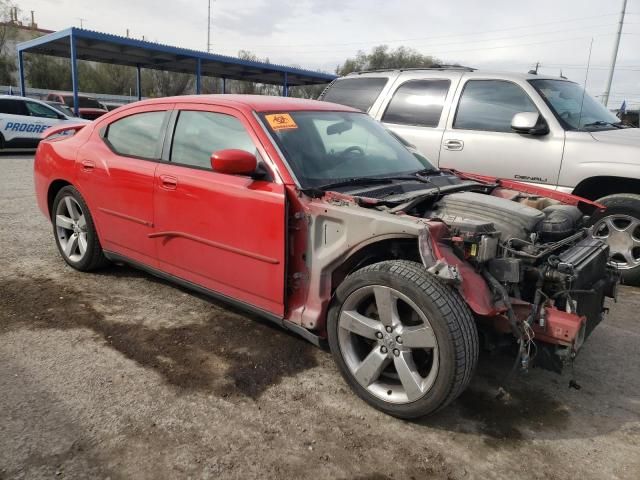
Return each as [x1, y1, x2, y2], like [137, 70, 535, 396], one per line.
[243, 22, 621, 56]
[212, 12, 623, 49]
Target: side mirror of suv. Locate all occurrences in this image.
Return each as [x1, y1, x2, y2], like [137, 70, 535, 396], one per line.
[210, 149, 257, 176]
[511, 112, 549, 135]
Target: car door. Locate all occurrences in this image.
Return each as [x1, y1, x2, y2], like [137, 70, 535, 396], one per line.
[375, 72, 461, 164]
[75, 104, 172, 267]
[153, 104, 287, 316]
[439, 78, 564, 186]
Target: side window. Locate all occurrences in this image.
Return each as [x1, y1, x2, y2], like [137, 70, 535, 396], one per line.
[0, 99, 28, 115]
[382, 79, 450, 127]
[25, 101, 60, 119]
[105, 111, 167, 159]
[170, 111, 256, 169]
[321, 77, 388, 112]
[454, 80, 537, 132]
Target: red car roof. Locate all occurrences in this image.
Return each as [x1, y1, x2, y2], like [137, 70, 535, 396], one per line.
[136, 94, 360, 113]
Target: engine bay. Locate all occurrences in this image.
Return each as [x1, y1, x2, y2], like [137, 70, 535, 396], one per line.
[358, 182, 619, 372]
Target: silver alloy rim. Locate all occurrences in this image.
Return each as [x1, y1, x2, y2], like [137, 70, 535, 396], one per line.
[593, 214, 640, 270]
[338, 285, 439, 404]
[55, 195, 88, 262]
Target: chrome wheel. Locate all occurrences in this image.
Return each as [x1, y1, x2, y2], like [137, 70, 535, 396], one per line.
[55, 195, 88, 262]
[593, 214, 640, 270]
[337, 285, 439, 404]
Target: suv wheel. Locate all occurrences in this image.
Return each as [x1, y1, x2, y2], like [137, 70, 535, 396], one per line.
[591, 194, 640, 285]
[52, 186, 108, 271]
[327, 260, 478, 419]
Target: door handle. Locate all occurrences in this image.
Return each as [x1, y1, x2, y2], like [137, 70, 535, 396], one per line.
[81, 160, 95, 172]
[159, 175, 178, 190]
[444, 139, 464, 151]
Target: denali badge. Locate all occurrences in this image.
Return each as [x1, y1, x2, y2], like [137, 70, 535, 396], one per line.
[514, 174, 548, 183]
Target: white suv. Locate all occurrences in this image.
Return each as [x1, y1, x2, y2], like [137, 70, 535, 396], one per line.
[319, 67, 640, 284]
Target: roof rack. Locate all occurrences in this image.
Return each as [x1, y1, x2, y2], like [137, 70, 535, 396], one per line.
[346, 65, 476, 75]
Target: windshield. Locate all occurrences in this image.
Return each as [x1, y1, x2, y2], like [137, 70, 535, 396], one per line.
[259, 111, 435, 189]
[529, 79, 620, 130]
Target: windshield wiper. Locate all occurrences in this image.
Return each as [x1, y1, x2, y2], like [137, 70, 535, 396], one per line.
[314, 177, 393, 191]
[583, 121, 626, 129]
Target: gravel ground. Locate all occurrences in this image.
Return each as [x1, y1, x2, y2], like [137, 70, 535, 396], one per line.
[1, 153, 639, 480]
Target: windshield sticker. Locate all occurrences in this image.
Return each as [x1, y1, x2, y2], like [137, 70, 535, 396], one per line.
[265, 113, 298, 131]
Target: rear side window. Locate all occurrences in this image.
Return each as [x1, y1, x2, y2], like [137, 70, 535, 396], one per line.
[106, 111, 167, 159]
[0, 99, 27, 115]
[382, 79, 450, 127]
[321, 77, 388, 112]
[171, 111, 256, 169]
[454, 80, 537, 132]
[25, 101, 60, 119]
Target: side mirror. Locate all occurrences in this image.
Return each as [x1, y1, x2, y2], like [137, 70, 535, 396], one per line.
[511, 112, 549, 135]
[210, 149, 257, 176]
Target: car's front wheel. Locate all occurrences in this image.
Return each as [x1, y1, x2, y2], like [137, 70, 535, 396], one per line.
[327, 260, 478, 419]
[52, 185, 108, 271]
[591, 193, 640, 286]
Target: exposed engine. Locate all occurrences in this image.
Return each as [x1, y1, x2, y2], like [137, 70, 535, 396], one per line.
[424, 191, 618, 371]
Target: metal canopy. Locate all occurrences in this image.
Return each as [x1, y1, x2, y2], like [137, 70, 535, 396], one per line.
[16, 27, 336, 112]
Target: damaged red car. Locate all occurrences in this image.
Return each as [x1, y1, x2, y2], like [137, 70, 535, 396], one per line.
[34, 95, 618, 418]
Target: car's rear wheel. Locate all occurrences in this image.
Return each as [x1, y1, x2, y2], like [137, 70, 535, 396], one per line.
[327, 260, 478, 418]
[52, 185, 108, 271]
[591, 194, 640, 285]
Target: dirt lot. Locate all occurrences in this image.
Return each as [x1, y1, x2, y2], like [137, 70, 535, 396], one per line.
[1, 154, 639, 480]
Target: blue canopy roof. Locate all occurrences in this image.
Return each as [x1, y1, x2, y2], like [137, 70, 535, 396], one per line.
[17, 27, 336, 87]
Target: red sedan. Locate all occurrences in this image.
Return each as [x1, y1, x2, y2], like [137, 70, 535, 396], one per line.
[34, 95, 617, 418]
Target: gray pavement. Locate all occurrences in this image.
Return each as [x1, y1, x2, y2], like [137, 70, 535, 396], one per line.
[1, 154, 639, 479]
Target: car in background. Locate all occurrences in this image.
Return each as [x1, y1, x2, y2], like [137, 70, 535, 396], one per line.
[46, 100, 80, 119]
[0, 95, 88, 150]
[34, 95, 617, 418]
[100, 101, 126, 111]
[319, 67, 640, 284]
[45, 92, 108, 120]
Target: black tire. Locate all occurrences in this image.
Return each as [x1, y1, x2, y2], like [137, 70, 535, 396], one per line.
[52, 185, 109, 271]
[590, 193, 640, 286]
[327, 260, 478, 418]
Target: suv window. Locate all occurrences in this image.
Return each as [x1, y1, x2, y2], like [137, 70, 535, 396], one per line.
[0, 99, 27, 116]
[321, 77, 388, 112]
[106, 111, 167, 159]
[171, 111, 256, 169]
[382, 79, 450, 127]
[25, 101, 60, 119]
[454, 80, 537, 132]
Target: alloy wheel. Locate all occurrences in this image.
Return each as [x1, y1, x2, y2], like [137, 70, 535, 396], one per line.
[593, 214, 640, 270]
[337, 285, 439, 404]
[55, 195, 89, 263]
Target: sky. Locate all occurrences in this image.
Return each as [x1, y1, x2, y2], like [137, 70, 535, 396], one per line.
[18, 0, 640, 107]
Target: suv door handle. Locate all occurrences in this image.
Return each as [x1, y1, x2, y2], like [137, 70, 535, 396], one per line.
[159, 175, 178, 190]
[81, 160, 95, 171]
[444, 139, 464, 151]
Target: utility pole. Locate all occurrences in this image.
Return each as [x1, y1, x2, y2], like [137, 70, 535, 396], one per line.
[602, 0, 627, 107]
[77, 17, 86, 28]
[207, 0, 213, 52]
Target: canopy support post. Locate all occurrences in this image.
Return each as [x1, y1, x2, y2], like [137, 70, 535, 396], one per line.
[136, 64, 142, 100]
[70, 32, 79, 116]
[196, 58, 202, 94]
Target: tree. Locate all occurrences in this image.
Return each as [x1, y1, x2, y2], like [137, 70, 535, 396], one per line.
[336, 45, 442, 76]
[143, 69, 193, 97]
[0, 0, 17, 83]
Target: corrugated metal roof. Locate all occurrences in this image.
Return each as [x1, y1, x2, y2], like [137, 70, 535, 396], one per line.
[17, 27, 336, 86]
